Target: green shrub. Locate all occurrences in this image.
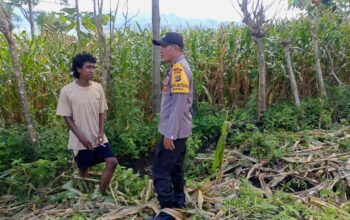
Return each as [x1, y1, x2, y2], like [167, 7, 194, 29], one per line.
[184, 133, 207, 177]
[106, 79, 159, 159]
[339, 137, 350, 150]
[263, 102, 298, 131]
[0, 159, 57, 197]
[229, 127, 297, 162]
[186, 133, 202, 159]
[113, 166, 149, 197]
[37, 123, 71, 162]
[223, 180, 344, 219]
[0, 123, 72, 173]
[300, 99, 328, 129]
[248, 131, 292, 161]
[326, 85, 350, 123]
[193, 102, 226, 144]
[0, 125, 35, 172]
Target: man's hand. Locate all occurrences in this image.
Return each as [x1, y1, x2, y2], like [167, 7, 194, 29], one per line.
[64, 116, 93, 150]
[96, 133, 104, 145]
[81, 138, 93, 150]
[164, 137, 175, 150]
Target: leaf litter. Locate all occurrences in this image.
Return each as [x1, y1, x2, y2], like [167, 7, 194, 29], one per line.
[1, 127, 350, 219]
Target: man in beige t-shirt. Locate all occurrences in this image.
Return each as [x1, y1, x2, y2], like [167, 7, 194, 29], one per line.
[56, 53, 117, 193]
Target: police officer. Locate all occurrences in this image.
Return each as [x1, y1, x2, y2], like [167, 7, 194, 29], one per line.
[152, 32, 193, 220]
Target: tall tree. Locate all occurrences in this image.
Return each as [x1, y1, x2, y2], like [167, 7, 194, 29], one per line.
[282, 38, 301, 108]
[35, 11, 70, 33]
[93, 0, 109, 92]
[325, 44, 342, 85]
[239, 0, 268, 121]
[109, 0, 120, 68]
[83, 0, 121, 93]
[27, 0, 34, 38]
[311, 21, 327, 97]
[6, 0, 38, 38]
[0, 3, 39, 148]
[75, 0, 81, 51]
[152, 0, 161, 114]
[289, 0, 328, 97]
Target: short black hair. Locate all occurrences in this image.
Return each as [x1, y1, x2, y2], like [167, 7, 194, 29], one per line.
[71, 53, 97, 78]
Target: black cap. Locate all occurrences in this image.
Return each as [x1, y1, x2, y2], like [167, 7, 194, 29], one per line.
[152, 32, 184, 49]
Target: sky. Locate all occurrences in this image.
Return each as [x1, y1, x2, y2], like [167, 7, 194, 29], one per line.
[32, 0, 302, 22]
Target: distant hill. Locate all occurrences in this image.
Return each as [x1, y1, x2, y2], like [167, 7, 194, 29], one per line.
[131, 12, 229, 29]
[12, 10, 231, 33]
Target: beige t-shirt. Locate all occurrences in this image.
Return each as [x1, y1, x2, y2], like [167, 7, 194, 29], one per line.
[56, 81, 108, 153]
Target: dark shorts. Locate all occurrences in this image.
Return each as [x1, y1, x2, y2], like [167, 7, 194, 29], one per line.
[74, 143, 114, 170]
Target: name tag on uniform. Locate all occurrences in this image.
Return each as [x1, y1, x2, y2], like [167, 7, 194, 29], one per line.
[171, 63, 189, 94]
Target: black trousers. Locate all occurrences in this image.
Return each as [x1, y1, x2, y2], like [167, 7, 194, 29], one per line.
[152, 136, 187, 209]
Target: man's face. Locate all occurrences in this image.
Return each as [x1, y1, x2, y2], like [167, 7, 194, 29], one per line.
[77, 62, 96, 80]
[160, 44, 176, 63]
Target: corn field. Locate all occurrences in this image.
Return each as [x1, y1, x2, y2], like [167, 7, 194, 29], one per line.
[0, 12, 350, 126]
[2, 2, 350, 218]
[1, 11, 350, 127]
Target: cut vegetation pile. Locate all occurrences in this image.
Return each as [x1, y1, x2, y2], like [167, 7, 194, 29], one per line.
[1, 126, 350, 219]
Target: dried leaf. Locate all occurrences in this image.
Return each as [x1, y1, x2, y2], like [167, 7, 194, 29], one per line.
[259, 174, 272, 198]
[268, 173, 287, 187]
[145, 180, 153, 202]
[156, 208, 184, 220]
[247, 161, 265, 179]
[198, 190, 204, 210]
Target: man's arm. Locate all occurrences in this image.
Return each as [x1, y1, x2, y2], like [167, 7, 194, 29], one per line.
[64, 116, 92, 149]
[163, 63, 192, 150]
[96, 112, 105, 145]
[163, 93, 187, 150]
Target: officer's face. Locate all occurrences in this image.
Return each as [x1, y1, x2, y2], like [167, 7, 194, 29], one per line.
[77, 62, 96, 80]
[160, 44, 177, 64]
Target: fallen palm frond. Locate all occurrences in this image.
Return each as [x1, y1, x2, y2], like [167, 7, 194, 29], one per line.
[1, 127, 350, 219]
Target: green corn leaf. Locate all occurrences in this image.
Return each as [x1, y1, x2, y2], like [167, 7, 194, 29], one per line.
[212, 120, 230, 173]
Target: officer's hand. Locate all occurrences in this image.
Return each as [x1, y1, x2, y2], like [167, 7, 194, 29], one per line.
[81, 138, 93, 150]
[164, 137, 175, 150]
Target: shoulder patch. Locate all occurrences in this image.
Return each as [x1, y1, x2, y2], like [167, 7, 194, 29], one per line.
[171, 63, 189, 94]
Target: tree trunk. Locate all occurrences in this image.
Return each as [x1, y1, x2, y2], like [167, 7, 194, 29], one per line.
[239, 0, 268, 121]
[100, 40, 109, 93]
[28, 0, 35, 38]
[254, 37, 266, 120]
[283, 40, 301, 108]
[109, 0, 112, 54]
[152, 0, 161, 114]
[108, 0, 120, 86]
[311, 23, 327, 97]
[75, 0, 82, 52]
[325, 45, 342, 85]
[96, 0, 109, 93]
[92, 0, 97, 26]
[0, 4, 39, 149]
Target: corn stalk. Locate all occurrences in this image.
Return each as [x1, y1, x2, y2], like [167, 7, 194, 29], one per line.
[212, 120, 230, 184]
